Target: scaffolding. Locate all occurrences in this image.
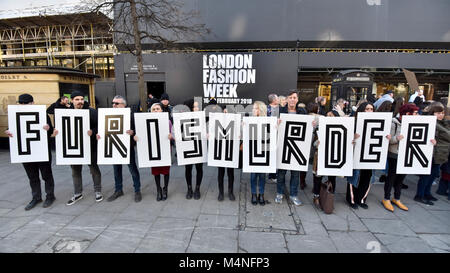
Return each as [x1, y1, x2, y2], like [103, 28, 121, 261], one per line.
[0, 12, 115, 78]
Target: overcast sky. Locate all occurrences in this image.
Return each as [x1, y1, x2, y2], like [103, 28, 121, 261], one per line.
[0, 0, 83, 19]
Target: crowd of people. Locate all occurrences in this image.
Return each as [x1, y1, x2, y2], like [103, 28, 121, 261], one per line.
[4, 89, 450, 216]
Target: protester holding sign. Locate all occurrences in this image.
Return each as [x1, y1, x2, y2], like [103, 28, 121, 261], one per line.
[249, 101, 268, 205]
[382, 104, 420, 211]
[147, 103, 173, 201]
[5, 94, 56, 210]
[414, 102, 450, 205]
[183, 99, 204, 200]
[346, 102, 386, 210]
[54, 91, 103, 205]
[275, 91, 306, 206]
[104, 95, 142, 203]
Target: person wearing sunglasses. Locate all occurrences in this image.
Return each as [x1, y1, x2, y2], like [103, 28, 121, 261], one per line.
[104, 95, 142, 203]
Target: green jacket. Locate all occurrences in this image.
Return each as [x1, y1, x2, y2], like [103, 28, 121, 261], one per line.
[433, 119, 450, 164]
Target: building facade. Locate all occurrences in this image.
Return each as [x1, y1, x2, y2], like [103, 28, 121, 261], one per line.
[114, 0, 450, 107]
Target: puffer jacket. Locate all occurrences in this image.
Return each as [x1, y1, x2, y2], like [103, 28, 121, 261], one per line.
[433, 119, 450, 164]
[388, 117, 402, 158]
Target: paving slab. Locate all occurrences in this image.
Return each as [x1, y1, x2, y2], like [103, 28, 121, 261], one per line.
[328, 231, 389, 253]
[187, 228, 238, 253]
[285, 234, 337, 253]
[393, 203, 450, 234]
[361, 218, 416, 236]
[196, 214, 239, 229]
[374, 234, 435, 253]
[84, 220, 150, 253]
[135, 217, 195, 253]
[238, 231, 287, 253]
[418, 234, 450, 253]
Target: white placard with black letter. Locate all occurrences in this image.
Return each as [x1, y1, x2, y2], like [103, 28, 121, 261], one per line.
[396, 115, 436, 175]
[54, 109, 91, 165]
[97, 108, 131, 165]
[207, 112, 241, 168]
[8, 105, 49, 163]
[317, 116, 354, 176]
[173, 111, 208, 166]
[353, 112, 392, 169]
[134, 112, 172, 168]
[277, 114, 314, 171]
[243, 116, 277, 173]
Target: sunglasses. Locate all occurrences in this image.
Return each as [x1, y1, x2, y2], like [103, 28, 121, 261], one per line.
[112, 102, 123, 105]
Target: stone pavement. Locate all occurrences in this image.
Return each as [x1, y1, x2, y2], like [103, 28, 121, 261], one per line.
[0, 149, 449, 253]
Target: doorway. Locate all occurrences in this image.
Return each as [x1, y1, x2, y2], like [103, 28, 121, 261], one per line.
[147, 81, 165, 99]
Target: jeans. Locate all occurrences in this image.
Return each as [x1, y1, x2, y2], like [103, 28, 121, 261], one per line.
[113, 147, 141, 192]
[416, 163, 441, 198]
[250, 173, 266, 194]
[277, 169, 299, 197]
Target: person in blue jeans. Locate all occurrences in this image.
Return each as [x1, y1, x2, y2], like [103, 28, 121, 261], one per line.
[105, 95, 142, 203]
[274, 91, 305, 206]
[250, 173, 266, 205]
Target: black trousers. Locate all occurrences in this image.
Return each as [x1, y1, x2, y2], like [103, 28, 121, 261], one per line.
[185, 163, 203, 187]
[313, 176, 336, 195]
[346, 170, 372, 204]
[218, 167, 234, 192]
[384, 157, 405, 200]
[22, 160, 55, 200]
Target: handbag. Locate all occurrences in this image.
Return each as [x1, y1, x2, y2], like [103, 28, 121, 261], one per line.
[319, 181, 334, 214]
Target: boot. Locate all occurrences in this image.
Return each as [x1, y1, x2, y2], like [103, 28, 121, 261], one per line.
[251, 194, 257, 205]
[186, 185, 193, 200]
[193, 185, 201, 200]
[258, 194, 265, 206]
[156, 187, 162, 201]
[218, 182, 224, 201]
[162, 187, 168, 200]
[228, 187, 235, 201]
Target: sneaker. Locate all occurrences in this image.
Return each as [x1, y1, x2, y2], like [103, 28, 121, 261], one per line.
[66, 194, 83, 206]
[274, 194, 283, 204]
[107, 191, 124, 202]
[391, 199, 408, 211]
[382, 199, 394, 212]
[289, 196, 302, 206]
[95, 192, 103, 202]
[269, 178, 277, 183]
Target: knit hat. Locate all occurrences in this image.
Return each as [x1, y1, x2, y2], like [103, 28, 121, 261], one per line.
[160, 93, 170, 101]
[71, 90, 84, 99]
[18, 93, 33, 104]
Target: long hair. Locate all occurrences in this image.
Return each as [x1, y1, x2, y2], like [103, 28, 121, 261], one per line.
[355, 102, 373, 119]
[376, 100, 393, 112]
[253, 101, 267, 117]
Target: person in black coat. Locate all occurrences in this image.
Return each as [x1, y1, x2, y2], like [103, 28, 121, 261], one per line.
[5, 94, 56, 210]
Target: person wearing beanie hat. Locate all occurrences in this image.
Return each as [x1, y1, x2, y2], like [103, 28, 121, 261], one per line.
[4, 94, 56, 210]
[53, 91, 103, 205]
[18, 93, 34, 104]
